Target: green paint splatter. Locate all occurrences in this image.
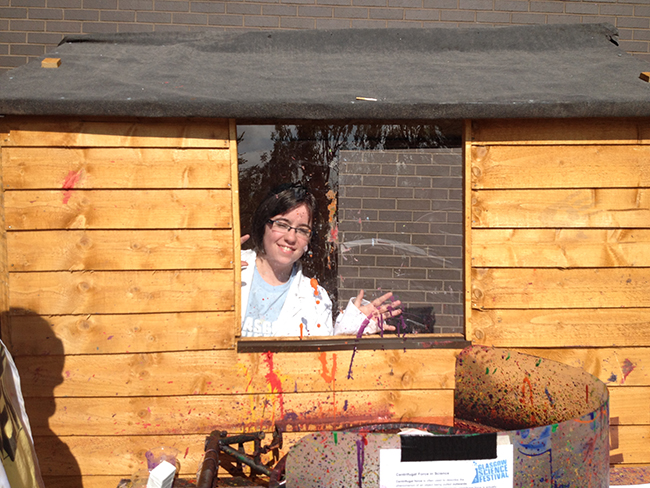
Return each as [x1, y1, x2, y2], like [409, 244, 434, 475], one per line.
[334, 432, 338, 445]
[506, 353, 511, 360]
[552, 424, 558, 432]
[486, 367, 490, 374]
[535, 359, 542, 367]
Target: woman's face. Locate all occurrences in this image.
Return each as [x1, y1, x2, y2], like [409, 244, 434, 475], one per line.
[262, 203, 312, 270]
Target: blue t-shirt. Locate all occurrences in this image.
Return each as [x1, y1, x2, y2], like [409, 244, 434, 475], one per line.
[241, 265, 296, 337]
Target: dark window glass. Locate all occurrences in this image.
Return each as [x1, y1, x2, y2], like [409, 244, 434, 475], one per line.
[238, 123, 463, 336]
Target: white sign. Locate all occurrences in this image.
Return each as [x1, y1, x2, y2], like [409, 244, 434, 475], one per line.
[379, 443, 513, 488]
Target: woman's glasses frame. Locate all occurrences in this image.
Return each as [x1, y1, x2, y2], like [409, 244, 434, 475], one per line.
[267, 219, 313, 239]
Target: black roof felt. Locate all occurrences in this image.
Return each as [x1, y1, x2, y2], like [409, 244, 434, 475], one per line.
[1, 23, 650, 120]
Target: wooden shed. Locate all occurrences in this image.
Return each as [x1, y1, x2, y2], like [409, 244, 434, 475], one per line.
[0, 23, 649, 487]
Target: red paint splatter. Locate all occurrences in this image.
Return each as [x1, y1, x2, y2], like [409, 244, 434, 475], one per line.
[310, 278, 319, 296]
[62, 170, 82, 204]
[184, 447, 189, 458]
[621, 358, 636, 384]
[299, 322, 303, 339]
[263, 351, 284, 417]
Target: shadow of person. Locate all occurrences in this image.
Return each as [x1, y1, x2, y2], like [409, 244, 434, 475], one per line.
[2, 309, 83, 488]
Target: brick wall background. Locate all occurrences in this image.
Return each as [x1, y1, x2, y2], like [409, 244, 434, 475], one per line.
[2, 0, 650, 73]
[338, 148, 463, 334]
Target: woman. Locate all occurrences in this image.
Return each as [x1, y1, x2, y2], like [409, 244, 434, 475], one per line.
[240, 183, 401, 338]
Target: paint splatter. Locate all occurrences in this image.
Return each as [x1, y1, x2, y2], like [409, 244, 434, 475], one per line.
[520, 377, 534, 406]
[544, 387, 554, 406]
[356, 435, 367, 487]
[262, 351, 285, 417]
[319, 352, 338, 415]
[347, 316, 372, 379]
[310, 278, 319, 296]
[621, 359, 636, 384]
[62, 170, 82, 204]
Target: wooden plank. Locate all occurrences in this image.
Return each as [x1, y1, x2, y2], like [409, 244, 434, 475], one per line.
[470, 118, 650, 145]
[471, 229, 650, 268]
[471, 267, 650, 310]
[0, 144, 9, 347]
[610, 425, 650, 464]
[31, 424, 650, 478]
[2, 147, 231, 189]
[515, 347, 650, 387]
[34, 433, 206, 478]
[4, 189, 232, 230]
[36, 431, 317, 479]
[230, 119, 243, 338]
[26, 389, 454, 437]
[0, 120, 229, 148]
[9, 311, 235, 355]
[609, 387, 650, 426]
[15, 348, 459, 397]
[464, 120, 474, 340]
[7, 229, 234, 272]
[472, 188, 650, 228]
[470, 308, 650, 347]
[9, 269, 235, 315]
[471, 144, 650, 189]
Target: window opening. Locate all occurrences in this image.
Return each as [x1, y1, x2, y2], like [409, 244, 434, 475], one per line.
[237, 123, 463, 345]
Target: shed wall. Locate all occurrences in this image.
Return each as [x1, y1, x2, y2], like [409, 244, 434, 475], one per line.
[0, 118, 458, 488]
[467, 117, 650, 467]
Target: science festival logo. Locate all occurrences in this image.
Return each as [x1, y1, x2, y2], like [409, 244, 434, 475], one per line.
[471, 458, 510, 484]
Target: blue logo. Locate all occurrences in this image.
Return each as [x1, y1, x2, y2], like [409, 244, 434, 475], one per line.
[472, 459, 509, 484]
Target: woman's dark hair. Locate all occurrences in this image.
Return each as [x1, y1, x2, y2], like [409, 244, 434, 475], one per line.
[250, 183, 318, 254]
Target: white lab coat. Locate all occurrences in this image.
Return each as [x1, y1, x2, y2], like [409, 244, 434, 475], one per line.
[240, 250, 378, 337]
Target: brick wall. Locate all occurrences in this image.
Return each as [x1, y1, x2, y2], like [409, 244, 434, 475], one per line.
[2, 0, 650, 73]
[338, 148, 463, 334]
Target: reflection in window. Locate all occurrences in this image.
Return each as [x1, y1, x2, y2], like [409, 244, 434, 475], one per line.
[238, 124, 463, 335]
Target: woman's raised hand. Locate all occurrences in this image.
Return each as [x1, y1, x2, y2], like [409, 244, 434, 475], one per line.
[353, 289, 402, 332]
[240, 235, 250, 268]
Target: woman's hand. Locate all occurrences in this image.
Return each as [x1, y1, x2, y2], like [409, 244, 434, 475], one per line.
[241, 235, 250, 268]
[353, 290, 401, 332]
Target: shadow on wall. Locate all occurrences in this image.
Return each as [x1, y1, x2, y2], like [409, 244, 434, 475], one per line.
[2, 309, 83, 488]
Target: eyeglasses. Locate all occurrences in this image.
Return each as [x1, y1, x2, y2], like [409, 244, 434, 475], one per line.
[267, 219, 312, 239]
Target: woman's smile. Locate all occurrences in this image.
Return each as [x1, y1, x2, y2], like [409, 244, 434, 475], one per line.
[258, 203, 312, 284]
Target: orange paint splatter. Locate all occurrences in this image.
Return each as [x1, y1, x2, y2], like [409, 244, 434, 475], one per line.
[310, 277, 319, 296]
[520, 376, 534, 405]
[326, 189, 337, 223]
[319, 352, 337, 416]
[299, 322, 304, 339]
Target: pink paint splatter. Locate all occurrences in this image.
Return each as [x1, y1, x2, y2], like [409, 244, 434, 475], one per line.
[62, 170, 82, 204]
[263, 351, 285, 417]
[328, 225, 339, 243]
[621, 358, 636, 384]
